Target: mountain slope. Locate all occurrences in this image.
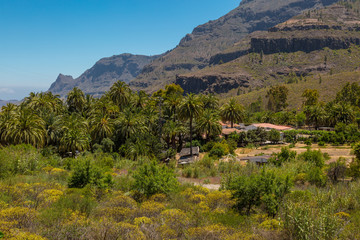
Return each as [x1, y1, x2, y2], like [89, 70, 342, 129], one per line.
[129, 0, 339, 93]
[175, 1, 360, 107]
[48, 53, 159, 97]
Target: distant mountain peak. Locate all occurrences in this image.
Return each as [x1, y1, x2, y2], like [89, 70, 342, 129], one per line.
[48, 54, 160, 97]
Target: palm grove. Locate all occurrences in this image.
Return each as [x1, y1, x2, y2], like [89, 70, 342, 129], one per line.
[0, 82, 359, 153]
[2, 81, 360, 239]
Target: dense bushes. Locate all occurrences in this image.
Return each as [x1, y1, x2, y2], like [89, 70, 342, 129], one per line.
[132, 161, 179, 197]
[226, 169, 292, 217]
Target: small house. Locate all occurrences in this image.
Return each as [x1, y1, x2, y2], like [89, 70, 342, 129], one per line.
[178, 146, 200, 165]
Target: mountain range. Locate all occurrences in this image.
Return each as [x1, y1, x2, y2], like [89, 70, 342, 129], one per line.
[48, 0, 346, 98]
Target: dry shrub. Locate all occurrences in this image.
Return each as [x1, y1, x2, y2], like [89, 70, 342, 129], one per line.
[95, 193, 137, 222]
[138, 201, 165, 218]
[0, 207, 36, 228]
[158, 209, 189, 239]
[188, 224, 235, 240]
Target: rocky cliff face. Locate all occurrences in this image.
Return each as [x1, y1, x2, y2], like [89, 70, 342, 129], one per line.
[175, 74, 251, 94]
[175, 2, 360, 95]
[48, 54, 159, 97]
[130, 0, 338, 93]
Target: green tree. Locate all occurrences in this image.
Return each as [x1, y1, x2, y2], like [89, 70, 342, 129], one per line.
[335, 82, 360, 107]
[220, 98, 244, 128]
[178, 94, 203, 156]
[58, 114, 90, 154]
[197, 109, 221, 141]
[227, 170, 292, 216]
[4, 106, 45, 147]
[266, 85, 289, 112]
[90, 114, 115, 144]
[304, 104, 326, 130]
[328, 102, 355, 125]
[268, 129, 281, 144]
[109, 81, 131, 109]
[66, 87, 86, 113]
[162, 120, 185, 150]
[132, 161, 179, 197]
[302, 89, 319, 107]
[116, 108, 148, 140]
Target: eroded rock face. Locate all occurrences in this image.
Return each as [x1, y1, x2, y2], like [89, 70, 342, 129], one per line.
[175, 74, 250, 94]
[251, 37, 360, 54]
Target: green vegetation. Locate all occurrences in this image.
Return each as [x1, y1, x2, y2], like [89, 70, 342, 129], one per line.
[2, 80, 360, 239]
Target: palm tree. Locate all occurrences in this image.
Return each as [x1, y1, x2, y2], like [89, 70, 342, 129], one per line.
[66, 87, 86, 113]
[220, 98, 244, 128]
[109, 81, 130, 109]
[305, 104, 326, 130]
[164, 94, 182, 120]
[58, 114, 90, 154]
[178, 94, 203, 156]
[90, 114, 115, 143]
[329, 103, 355, 125]
[162, 120, 186, 149]
[0, 103, 17, 144]
[116, 108, 147, 140]
[201, 94, 219, 110]
[4, 107, 46, 147]
[197, 109, 221, 140]
[92, 95, 119, 119]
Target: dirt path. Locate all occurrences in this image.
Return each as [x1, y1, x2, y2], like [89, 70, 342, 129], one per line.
[178, 177, 221, 190]
[235, 143, 354, 163]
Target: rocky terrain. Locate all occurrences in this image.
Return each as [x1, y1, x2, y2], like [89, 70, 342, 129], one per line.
[130, 0, 339, 93]
[48, 53, 159, 97]
[176, 2, 360, 94]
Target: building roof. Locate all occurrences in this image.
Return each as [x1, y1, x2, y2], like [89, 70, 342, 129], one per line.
[179, 147, 200, 157]
[222, 128, 242, 135]
[252, 123, 293, 131]
[240, 155, 272, 164]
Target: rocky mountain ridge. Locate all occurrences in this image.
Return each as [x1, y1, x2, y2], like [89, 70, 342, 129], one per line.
[176, 2, 360, 94]
[129, 0, 339, 93]
[48, 53, 159, 97]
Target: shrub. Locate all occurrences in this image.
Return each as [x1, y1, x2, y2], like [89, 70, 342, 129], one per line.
[227, 170, 292, 216]
[306, 166, 327, 187]
[132, 161, 179, 197]
[202, 141, 216, 152]
[209, 141, 230, 158]
[67, 158, 113, 189]
[0, 144, 46, 178]
[298, 148, 325, 168]
[269, 147, 296, 166]
[327, 158, 347, 183]
[268, 129, 281, 144]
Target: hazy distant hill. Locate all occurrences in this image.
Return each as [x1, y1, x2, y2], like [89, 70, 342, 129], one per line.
[0, 99, 19, 107]
[129, 0, 339, 93]
[48, 53, 159, 97]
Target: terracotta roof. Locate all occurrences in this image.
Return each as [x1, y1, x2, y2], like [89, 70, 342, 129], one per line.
[252, 123, 293, 131]
[222, 128, 242, 135]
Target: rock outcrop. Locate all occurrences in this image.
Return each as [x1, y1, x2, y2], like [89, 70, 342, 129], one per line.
[175, 74, 251, 94]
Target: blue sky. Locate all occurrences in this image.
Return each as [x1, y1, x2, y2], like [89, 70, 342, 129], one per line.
[0, 0, 239, 100]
